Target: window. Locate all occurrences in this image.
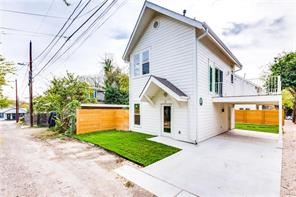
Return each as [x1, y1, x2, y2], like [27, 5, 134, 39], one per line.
[215, 68, 223, 96]
[134, 103, 140, 125]
[142, 50, 150, 75]
[0, 113, 3, 118]
[133, 50, 150, 76]
[209, 66, 213, 92]
[231, 71, 234, 83]
[133, 54, 140, 76]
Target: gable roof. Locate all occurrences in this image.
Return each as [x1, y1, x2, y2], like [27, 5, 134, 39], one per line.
[123, 1, 243, 69]
[139, 75, 188, 102]
[0, 107, 27, 114]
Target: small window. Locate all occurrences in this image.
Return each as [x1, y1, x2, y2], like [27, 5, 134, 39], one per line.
[134, 104, 140, 125]
[142, 50, 149, 75]
[153, 21, 159, 28]
[209, 66, 213, 92]
[133, 54, 140, 76]
[231, 72, 234, 83]
[0, 113, 3, 118]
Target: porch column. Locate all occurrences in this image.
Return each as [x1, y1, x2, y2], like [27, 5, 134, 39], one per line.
[230, 105, 235, 129]
[278, 96, 283, 147]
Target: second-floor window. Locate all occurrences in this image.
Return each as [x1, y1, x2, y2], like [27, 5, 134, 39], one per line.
[134, 54, 140, 76]
[133, 50, 150, 76]
[215, 68, 223, 95]
[142, 50, 150, 75]
[209, 66, 213, 92]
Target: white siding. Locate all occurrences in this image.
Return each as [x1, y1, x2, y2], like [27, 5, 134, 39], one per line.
[129, 14, 197, 142]
[196, 40, 232, 141]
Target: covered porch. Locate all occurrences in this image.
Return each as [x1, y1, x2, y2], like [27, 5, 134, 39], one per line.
[212, 94, 283, 145]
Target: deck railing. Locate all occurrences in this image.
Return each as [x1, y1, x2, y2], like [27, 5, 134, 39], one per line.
[214, 76, 281, 97]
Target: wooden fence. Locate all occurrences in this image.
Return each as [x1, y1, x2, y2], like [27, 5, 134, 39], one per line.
[76, 108, 129, 134]
[235, 110, 284, 125]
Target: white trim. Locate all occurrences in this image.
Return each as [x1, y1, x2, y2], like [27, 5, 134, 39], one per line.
[133, 103, 141, 127]
[80, 104, 128, 108]
[161, 104, 173, 137]
[123, 1, 203, 61]
[139, 77, 189, 102]
[132, 48, 151, 78]
[123, 1, 243, 69]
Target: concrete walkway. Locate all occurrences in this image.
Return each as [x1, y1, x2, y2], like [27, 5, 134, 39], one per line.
[116, 130, 282, 197]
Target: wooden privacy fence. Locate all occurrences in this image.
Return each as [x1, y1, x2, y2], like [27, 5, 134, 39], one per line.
[76, 108, 129, 134]
[235, 110, 284, 125]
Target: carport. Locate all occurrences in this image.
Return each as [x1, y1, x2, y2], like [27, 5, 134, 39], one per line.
[212, 94, 283, 145]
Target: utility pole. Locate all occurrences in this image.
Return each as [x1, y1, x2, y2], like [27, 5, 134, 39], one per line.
[15, 79, 19, 123]
[29, 41, 33, 127]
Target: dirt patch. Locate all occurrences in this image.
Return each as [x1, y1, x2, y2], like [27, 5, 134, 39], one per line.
[31, 129, 61, 140]
[0, 121, 152, 197]
[281, 121, 296, 196]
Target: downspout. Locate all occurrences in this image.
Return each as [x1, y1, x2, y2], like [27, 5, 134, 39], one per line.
[194, 24, 208, 144]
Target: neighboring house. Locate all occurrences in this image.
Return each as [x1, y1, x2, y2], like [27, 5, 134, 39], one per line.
[0, 108, 27, 121]
[123, 2, 282, 143]
[92, 87, 105, 103]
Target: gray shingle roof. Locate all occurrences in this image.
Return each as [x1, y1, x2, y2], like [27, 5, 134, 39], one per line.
[140, 75, 188, 98]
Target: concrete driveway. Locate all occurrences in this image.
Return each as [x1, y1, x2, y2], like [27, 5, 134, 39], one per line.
[117, 130, 282, 196]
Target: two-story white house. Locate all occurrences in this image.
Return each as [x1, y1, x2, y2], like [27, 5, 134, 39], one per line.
[123, 1, 282, 144]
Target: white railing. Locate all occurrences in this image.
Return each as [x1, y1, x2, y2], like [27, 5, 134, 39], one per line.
[214, 76, 281, 97]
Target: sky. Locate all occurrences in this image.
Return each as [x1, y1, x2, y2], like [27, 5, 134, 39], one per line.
[0, 0, 295, 101]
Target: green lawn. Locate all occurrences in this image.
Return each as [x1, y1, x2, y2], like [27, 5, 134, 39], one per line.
[235, 123, 279, 134]
[74, 130, 180, 166]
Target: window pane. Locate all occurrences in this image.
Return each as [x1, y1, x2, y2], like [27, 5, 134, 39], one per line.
[134, 104, 140, 125]
[134, 54, 140, 76]
[142, 50, 149, 62]
[142, 62, 149, 75]
[231, 73, 234, 83]
[209, 67, 212, 91]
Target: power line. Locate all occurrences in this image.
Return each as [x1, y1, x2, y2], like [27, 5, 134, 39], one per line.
[33, 0, 83, 62]
[0, 26, 68, 38]
[0, 8, 68, 19]
[52, 0, 123, 65]
[35, 0, 56, 32]
[33, 0, 109, 78]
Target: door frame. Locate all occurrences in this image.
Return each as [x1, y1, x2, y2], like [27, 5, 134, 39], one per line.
[161, 104, 173, 136]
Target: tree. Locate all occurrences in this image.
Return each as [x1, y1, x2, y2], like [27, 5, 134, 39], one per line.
[282, 89, 294, 116]
[34, 72, 96, 133]
[0, 54, 15, 108]
[102, 57, 129, 105]
[268, 52, 296, 122]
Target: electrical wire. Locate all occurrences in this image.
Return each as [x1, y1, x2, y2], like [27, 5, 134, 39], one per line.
[33, 0, 109, 78]
[33, 0, 83, 61]
[0, 27, 68, 38]
[0, 8, 67, 19]
[51, 0, 120, 65]
[69, 0, 127, 55]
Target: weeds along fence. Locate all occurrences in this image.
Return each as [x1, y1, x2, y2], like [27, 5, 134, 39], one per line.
[235, 110, 284, 125]
[76, 104, 129, 134]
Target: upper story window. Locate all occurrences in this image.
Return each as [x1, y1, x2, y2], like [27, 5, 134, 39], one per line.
[209, 66, 213, 92]
[133, 54, 140, 76]
[142, 50, 150, 75]
[215, 68, 223, 96]
[231, 71, 234, 83]
[133, 49, 150, 76]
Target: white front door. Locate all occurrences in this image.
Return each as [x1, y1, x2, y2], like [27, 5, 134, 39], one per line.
[161, 104, 172, 136]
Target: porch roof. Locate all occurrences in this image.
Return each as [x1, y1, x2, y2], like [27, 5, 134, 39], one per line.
[212, 95, 282, 105]
[139, 75, 189, 103]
